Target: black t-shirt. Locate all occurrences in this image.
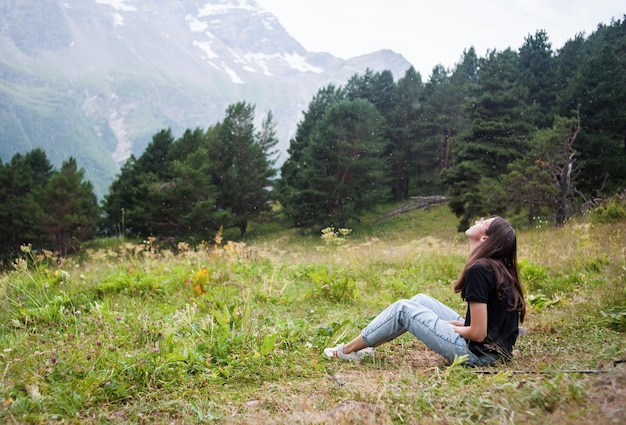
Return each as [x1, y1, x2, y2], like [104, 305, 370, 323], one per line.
[463, 263, 519, 360]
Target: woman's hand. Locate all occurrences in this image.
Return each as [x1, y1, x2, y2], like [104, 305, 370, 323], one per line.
[447, 320, 465, 327]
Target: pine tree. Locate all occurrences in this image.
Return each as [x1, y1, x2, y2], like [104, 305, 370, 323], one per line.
[504, 114, 581, 225]
[102, 129, 176, 237]
[278, 84, 344, 198]
[345, 68, 396, 115]
[421, 49, 478, 190]
[560, 35, 626, 192]
[518, 30, 558, 128]
[386, 66, 426, 200]
[211, 102, 278, 237]
[0, 149, 53, 261]
[173, 134, 227, 238]
[442, 48, 535, 230]
[283, 98, 388, 227]
[40, 157, 100, 256]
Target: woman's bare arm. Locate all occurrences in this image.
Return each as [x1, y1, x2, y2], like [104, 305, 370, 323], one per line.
[450, 302, 487, 342]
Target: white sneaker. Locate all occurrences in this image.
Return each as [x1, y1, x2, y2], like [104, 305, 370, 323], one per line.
[324, 344, 374, 361]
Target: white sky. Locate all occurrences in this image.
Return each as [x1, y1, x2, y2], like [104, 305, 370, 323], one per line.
[256, 0, 625, 79]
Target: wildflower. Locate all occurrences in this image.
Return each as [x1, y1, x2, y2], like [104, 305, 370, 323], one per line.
[25, 384, 41, 401]
[20, 243, 32, 253]
[214, 226, 223, 246]
[191, 268, 208, 296]
[55, 270, 70, 281]
[13, 258, 27, 271]
[321, 227, 351, 246]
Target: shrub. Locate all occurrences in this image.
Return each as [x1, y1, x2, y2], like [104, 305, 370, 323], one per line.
[591, 190, 626, 223]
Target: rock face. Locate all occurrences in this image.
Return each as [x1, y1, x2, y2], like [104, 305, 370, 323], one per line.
[0, 0, 412, 197]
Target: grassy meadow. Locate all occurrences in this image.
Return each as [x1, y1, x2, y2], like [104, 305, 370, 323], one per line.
[1, 205, 625, 424]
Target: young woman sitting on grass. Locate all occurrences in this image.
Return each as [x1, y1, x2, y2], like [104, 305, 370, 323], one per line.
[324, 216, 526, 366]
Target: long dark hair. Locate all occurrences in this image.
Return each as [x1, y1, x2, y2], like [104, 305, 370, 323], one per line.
[453, 216, 526, 322]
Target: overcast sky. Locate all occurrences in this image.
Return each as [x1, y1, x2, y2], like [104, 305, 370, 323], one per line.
[256, 0, 624, 79]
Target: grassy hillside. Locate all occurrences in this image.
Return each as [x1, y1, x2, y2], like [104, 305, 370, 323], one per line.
[1, 205, 625, 424]
[0, 75, 119, 198]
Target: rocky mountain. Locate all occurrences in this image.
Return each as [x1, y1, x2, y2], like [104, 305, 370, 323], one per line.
[0, 0, 412, 197]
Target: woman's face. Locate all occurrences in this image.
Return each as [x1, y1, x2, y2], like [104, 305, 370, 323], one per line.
[465, 217, 496, 243]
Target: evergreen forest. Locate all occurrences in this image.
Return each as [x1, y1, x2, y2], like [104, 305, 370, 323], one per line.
[2, 21, 626, 263]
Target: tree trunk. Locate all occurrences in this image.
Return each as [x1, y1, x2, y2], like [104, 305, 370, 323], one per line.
[237, 219, 248, 239]
[555, 161, 572, 227]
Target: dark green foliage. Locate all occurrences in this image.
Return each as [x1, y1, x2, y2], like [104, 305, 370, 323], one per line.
[102, 103, 278, 240]
[277, 85, 345, 217]
[102, 129, 178, 237]
[345, 68, 396, 115]
[418, 49, 479, 194]
[104, 128, 225, 239]
[279, 97, 389, 227]
[568, 44, 626, 188]
[210, 102, 279, 237]
[556, 19, 626, 193]
[504, 115, 581, 226]
[0, 149, 53, 259]
[442, 48, 536, 230]
[0, 150, 99, 263]
[591, 190, 626, 223]
[386, 66, 427, 200]
[39, 158, 100, 256]
[518, 30, 559, 127]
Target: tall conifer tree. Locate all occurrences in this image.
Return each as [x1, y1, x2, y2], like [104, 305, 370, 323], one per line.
[443, 48, 535, 230]
[282, 99, 388, 227]
[40, 158, 99, 256]
[211, 102, 278, 237]
[0, 149, 53, 259]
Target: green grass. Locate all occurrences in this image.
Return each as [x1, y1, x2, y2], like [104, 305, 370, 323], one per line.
[1, 206, 625, 424]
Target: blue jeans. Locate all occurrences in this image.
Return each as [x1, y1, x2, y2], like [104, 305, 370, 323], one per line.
[361, 294, 498, 366]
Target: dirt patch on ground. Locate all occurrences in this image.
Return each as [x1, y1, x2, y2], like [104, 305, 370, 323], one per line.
[223, 347, 626, 425]
[230, 370, 395, 425]
[587, 362, 626, 424]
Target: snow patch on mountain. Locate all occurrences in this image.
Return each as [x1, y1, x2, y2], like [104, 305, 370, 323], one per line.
[112, 13, 124, 26]
[186, 15, 209, 32]
[198, 0, 258, 16]
[283, 53, 323, 73]
[224, 65, 244, 84]
[95, 0, 137, 12]
[193, 40, 219, 60]
[243, 52, 323, 75]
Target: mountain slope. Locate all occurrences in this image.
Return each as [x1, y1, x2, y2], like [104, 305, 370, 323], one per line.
[0, 0, 412, 197]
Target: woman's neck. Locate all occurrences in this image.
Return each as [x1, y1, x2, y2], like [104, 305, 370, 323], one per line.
[468, 240, 481, 254]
